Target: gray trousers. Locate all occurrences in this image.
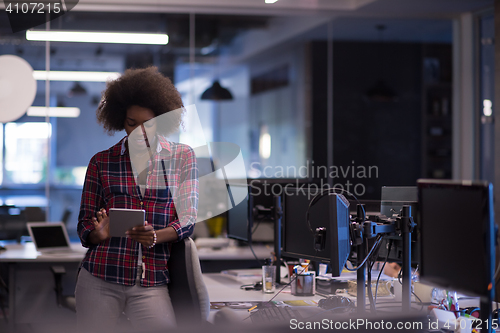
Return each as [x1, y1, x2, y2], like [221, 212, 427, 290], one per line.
[75, 267, 176, 333]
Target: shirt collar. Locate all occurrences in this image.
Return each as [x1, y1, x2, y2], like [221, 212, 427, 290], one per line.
[120, 135, 171, 156]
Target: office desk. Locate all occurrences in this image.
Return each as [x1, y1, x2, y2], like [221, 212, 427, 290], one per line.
[0, 242, 86, 333]
[0, 242, 273, 332]
[197, 244, 273, 272]
[202, 272, 436, 332]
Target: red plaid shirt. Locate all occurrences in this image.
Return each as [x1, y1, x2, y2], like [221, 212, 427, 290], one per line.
[77, 136, 198, 286]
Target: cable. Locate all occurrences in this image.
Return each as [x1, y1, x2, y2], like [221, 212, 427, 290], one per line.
[374, 239, 393, 305]
[367, 237, 384, 313]
[248, 241, 263, 267]
[251, 220, 262, 235]
[267, 261, 311, 304]
[344, 236, 383, 271]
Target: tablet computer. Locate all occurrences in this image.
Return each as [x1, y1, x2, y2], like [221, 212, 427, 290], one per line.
[108, 208, 145, 238]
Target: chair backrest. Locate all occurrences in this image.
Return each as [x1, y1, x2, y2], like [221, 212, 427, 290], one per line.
[167, 237, 210, 324]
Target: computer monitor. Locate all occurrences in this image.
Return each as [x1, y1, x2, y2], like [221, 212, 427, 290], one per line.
[281, 187, 351, 277]
[226, 183, 253, 242]
[417, 179, 495, 299]
[248, 178, 312, 242]
[375, 186, 419, 263]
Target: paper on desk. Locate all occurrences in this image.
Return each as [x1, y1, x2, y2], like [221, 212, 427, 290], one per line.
[210, 301, 277, 310]
[283, 300, 318, 307]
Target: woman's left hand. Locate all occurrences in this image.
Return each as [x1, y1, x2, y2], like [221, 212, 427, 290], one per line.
[126, 221, 155, 248]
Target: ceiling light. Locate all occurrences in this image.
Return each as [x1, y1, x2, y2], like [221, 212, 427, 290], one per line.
[27, 107, 81, 118]
[26, 30, 169, 45]
[33, 70, 120, 82]
[200, 81, 233, 101]
[265, 0, 278, 3]
[259, 125, 271, 159]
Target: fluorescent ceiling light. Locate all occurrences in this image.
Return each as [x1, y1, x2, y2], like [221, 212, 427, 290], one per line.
[27, 107, 81, 118]
[26, 30, 169, 45]
[33, 70, 120, 82]
[265, 0, 278, 3]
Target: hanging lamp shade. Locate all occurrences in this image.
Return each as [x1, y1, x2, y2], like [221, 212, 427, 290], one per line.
[364, 24, 398, 103]
[68, 82, 87, 96]
[201, 80, 233, 101]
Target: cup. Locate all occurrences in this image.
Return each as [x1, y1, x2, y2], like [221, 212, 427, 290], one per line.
[318, 263, 328, 276]
[291, 272, 315, 296]
[262, 265, 276, 293]
[385, 278, 404, 301]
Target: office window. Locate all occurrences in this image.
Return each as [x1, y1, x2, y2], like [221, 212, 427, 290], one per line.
[4, 122, 51, 185]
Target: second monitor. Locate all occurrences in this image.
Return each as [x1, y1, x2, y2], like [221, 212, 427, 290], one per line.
[281, 187, 351, 277]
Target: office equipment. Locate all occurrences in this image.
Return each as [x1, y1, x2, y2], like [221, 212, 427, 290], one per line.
[27, 222, 73, 253]
[108, 208, 145, 237]
[248, 178, 312, 243]
[249, 306, 302, 323]
[418, 179, 495, 333]
[376, 186, 419, 263]
[281, 187, 351, 277]
[226, 184, 252, 242]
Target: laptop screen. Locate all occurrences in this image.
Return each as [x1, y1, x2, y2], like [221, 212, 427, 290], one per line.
[28, 223, 70, 250]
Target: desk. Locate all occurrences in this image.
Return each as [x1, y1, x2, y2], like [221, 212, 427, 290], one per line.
[0, 242, 86, 333]
[0, 242, 273, 332]
[197, 244, 273, 272]
[202, 272, 436, 332]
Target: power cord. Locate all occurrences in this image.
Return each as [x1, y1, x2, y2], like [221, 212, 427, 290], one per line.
[374, 239, 393, 305]
[248, 241, 263, 267]
[344, 236, 383, 271]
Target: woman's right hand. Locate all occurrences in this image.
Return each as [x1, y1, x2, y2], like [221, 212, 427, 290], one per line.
[89, 208, 110, 244]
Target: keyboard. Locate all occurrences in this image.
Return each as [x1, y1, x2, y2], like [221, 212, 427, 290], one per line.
[250, 306, 302, 323]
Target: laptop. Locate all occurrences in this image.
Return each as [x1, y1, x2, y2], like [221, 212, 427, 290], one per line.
[27, 222, 78, 254]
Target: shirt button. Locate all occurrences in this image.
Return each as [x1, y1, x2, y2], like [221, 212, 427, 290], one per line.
[142, 256, 146, 259]
[148, 171, 152, 175]
[146, 185, 149, 189]
[140, 202, 143, 206]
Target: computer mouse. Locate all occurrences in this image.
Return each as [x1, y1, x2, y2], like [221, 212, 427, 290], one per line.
[318, 296, 354, 311]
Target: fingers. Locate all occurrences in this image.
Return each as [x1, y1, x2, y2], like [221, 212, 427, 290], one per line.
[126, 225, 155, 247]
[96, 208, 107, 222]
[130, 224, 153, 232]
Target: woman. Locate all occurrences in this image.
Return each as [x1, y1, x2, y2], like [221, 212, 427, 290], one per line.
[75, 67, 198, 332]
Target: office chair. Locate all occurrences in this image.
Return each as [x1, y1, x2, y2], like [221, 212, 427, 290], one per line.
[167, 237, 210, 325]
[50, 237, 210, 324]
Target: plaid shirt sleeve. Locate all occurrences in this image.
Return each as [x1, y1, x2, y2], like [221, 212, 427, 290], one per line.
[168, 145, 198, 241]
[77, 154, 104, 248]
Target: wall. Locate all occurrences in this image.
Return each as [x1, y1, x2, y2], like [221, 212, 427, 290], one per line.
[312, 41, 425, 199]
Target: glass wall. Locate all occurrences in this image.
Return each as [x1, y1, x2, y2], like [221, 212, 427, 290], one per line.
[0, 8, 459, 237]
